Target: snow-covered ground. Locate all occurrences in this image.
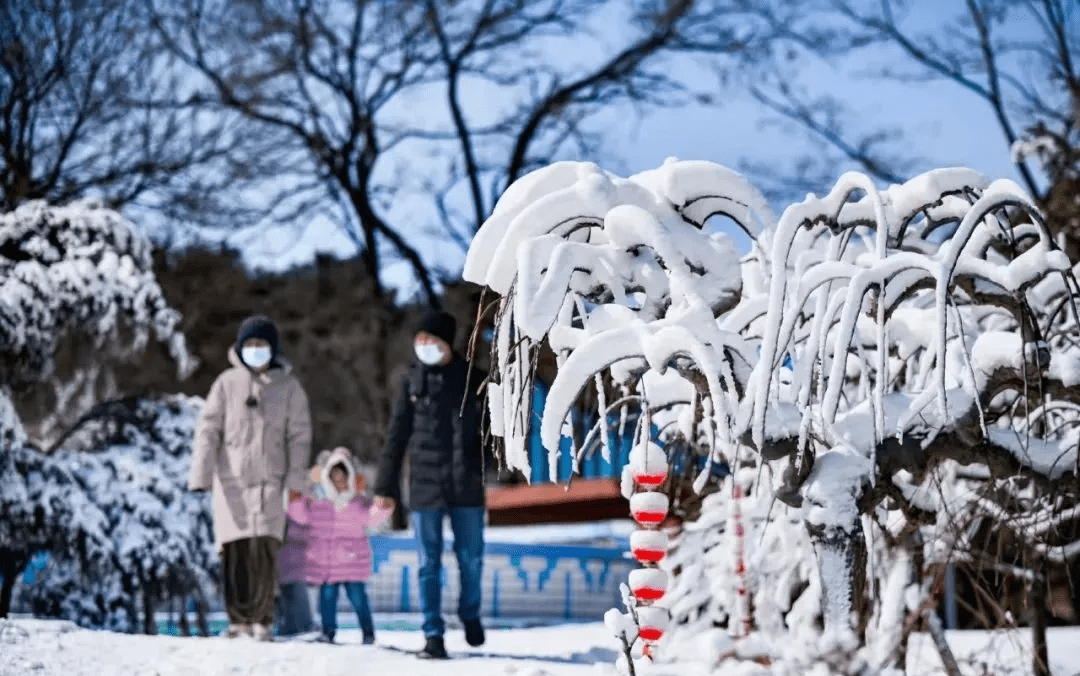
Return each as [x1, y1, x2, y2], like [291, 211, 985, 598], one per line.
[0, 618, 628, 676]
[3, 617, 1079, 676]
[906, 627, 1080, 676]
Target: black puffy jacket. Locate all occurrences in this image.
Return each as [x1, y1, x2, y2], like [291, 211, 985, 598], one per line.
[375, 356, 485, 510]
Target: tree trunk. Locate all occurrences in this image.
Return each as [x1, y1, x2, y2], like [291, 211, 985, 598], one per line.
[925, 609, 962, 676]
[194, 589, 210, 637]
[1031, 572, 1050, 676]
[0, 550, 30, 618]
[122, 578, 138, 633]
[1071, 557, 1080, 627]
[809, 516, 867, 648]
[178, 595, 190, 637]
[142, 581, 157, 635]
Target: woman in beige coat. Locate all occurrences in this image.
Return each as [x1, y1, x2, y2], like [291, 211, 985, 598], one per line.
[189, 315, 312, 641]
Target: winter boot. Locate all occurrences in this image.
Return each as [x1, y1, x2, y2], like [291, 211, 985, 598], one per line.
[362, 632, 376, 645]
[463, 618, 485, 647]
[224, 623, 252, 638]
[420, 636, 449, 659]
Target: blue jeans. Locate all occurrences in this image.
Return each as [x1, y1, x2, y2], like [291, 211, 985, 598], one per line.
[319, 582, 374, 640]
[276, 582, 314, 636]
[412, 506, 485, 638]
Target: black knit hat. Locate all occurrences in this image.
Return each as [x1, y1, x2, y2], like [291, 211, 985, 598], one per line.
[236, 315, 279, 360]
[417, 310, 456, 347]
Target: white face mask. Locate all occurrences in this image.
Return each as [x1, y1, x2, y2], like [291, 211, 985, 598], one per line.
[242, 346, 272, 369]
[415, 343, 445, 365]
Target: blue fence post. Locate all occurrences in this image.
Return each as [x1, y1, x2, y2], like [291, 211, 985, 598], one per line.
[945, 563, 958, 629]
[564, 570, 573, 619]
[491, 569, 500, 618]
[400, 565, 411, 612]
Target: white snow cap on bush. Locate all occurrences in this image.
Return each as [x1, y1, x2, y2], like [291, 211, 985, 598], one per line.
[604, 608, 636, 639]
[0, 199, 195, 390]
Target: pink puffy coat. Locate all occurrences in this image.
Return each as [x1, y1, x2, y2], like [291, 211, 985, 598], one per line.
[279, 449, 392, 585]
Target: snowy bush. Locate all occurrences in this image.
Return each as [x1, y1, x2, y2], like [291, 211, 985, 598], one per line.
[20, 557, 137, 633]
[0, 441, 114, 614]
[465, 158, 1080, 674]
[0, 199, 195, 446]
[10, 395, 215, 633]
[0, 200, 203, 629]
[0, 199, 193, 390]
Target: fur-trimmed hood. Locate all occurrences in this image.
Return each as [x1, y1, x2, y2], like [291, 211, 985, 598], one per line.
[314, 447, 361, 509]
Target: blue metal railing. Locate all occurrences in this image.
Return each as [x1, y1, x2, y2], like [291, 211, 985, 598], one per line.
[366, 535, 634, 620]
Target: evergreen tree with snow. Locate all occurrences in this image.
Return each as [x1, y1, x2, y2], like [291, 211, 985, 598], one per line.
[18, 395, 216, 634]
[0, 199, 195, 623]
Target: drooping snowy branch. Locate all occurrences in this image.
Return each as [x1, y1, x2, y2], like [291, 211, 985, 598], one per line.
[468, 157, 1080, 670]
[465, 159, 774, 481]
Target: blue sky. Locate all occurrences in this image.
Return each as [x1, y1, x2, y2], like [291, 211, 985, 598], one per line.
[227, 2, 1032, 300]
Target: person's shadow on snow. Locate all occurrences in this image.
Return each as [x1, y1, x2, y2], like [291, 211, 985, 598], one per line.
[457, 646, 619, 664]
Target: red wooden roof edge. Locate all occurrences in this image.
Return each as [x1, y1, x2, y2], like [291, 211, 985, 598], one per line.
[485, 477, 625, 510]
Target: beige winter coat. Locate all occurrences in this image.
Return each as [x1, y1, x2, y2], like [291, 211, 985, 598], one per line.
[189, 348, 312, 550]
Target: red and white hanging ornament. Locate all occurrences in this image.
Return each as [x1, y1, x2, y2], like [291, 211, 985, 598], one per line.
[621, 439, 672, 663]
[629, 491, 668, 526]
[628, 568, 668, 602]
[629, 529, 668, 564]
[628, 441, 668, 489]
[635, 606, 669, 644]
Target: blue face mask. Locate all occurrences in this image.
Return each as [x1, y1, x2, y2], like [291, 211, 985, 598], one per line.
[242, 345, 272, 369]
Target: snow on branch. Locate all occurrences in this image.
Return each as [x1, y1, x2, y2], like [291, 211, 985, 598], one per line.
[468, 160, 1080, 667]
[465, 158, 773, 480]
[468, 159, 1080, 502]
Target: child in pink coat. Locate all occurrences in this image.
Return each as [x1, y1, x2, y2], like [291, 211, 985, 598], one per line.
[283, 447, 392, 643]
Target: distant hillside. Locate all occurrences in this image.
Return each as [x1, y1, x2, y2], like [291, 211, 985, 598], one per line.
[19, 246, 486, 467]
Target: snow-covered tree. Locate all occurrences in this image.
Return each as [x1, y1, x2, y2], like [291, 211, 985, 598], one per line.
[11, 395, 215, 633]
[0, 434, 112, 619]
[0, 199, 195, 445]
[465, 159, 1080, 674]
[0, 199, 195, 621]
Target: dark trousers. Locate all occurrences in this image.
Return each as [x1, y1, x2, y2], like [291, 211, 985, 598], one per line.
[222, 536, 280, 627]
[319, 582, 374, 640]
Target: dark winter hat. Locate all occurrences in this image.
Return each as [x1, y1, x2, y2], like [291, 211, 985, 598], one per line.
[236, 315, 279, 358]
[417, 310, 456, 347]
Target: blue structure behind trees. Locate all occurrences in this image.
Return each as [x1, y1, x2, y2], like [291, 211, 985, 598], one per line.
[526, 380, 639, 484]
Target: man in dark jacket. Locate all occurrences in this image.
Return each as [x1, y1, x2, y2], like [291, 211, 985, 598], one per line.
[375, 310, 485, 659]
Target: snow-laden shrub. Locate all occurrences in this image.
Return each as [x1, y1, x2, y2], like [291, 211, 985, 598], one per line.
[466, 158, 1080, 674]
[13, 395, 215, 632]
[0, 199, 193, 391]
[20, 557, 136, 633]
